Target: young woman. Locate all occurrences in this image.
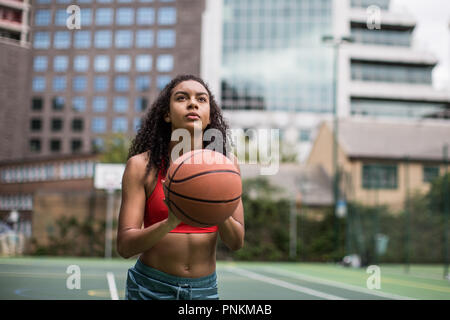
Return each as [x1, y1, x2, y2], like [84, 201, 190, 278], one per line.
[117, 74, 245, 300]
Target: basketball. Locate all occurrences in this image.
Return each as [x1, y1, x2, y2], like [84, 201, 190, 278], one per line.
[163, 149, 242, 227]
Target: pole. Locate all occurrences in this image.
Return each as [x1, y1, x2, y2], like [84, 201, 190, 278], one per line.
[404, 157, 410, 273]
[332, 42, 341, 256]
[105, 188, 114, 259]
[443, 144, 449, 279]
[289, 192, 297, 260]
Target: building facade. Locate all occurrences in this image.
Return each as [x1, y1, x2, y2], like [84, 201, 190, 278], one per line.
[307, 118, 450, 211]
[27, 0, 205, 158]
[0, 0, 31, 161]
[218, 0, 450, 163]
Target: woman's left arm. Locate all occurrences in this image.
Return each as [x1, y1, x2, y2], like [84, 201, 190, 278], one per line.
[218, 153, 245, 251]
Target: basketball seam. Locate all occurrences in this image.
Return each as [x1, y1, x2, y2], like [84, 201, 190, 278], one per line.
[168, 169, 240, 183]
[168, 199, 212, 227]
[167, 189, 241, 203]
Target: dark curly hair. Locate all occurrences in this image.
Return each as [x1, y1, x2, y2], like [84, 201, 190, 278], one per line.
[128, 74, 232, 178]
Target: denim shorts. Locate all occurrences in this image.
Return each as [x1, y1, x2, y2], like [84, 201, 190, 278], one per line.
[125, 259, 219, 300]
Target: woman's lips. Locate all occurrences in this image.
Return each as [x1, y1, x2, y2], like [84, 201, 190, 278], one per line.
[186, 115, 200, 120]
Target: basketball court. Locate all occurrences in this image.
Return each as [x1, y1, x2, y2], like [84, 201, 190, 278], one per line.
[0, 257, 448, 300]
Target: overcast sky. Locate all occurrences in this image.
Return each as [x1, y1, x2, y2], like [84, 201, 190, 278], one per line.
[391, 0, 450, 91]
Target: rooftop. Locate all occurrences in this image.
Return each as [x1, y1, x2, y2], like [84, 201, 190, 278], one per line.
[327, 118, 450, 161]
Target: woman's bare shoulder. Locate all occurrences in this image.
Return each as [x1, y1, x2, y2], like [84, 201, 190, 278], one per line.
[125, 152, 155, 182]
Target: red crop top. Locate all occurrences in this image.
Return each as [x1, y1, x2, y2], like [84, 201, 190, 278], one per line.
[144, 167, 218, 233]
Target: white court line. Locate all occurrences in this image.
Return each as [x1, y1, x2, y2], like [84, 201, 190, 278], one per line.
[106, 272, 119, 300]
[260, 267, 416, 300]
[225, 267, 347, 300]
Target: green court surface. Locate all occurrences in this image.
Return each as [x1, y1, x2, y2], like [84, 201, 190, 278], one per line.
[0, 257, 449, 300]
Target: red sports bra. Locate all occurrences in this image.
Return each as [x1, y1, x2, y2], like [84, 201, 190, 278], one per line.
[144, 166, 218, 233]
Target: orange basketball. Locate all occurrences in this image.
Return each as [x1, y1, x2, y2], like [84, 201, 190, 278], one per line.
[163, 149, 242, 227]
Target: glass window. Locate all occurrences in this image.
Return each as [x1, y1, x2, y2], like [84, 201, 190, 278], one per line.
[114, 76, 129, 92]
[135, 54, 152, 72]
[93, 96, 107, 112]
[33, 56, 48, 72]
[30, 118, 42, 132]
[73, 55, 89, 72]
[113, 97, 128, 112]
[423, 166, 439, 183]
[52, 97, 65, 111]
[50, 139, 61, 152]
[95, 8, 113, 25]
[299, 129, 310, 142]
[116, 8, 134, 25]
[112, 117, 128, 133]
[51, 118, 63, 131]
[94, 76, 108, 92]
[33, 32, 50, 49]
[73, 76, 87, 92]
[55, 9, 67, 26]
[32, 97, 43, 111]
[35, 10, 51, 26]
[94, 30, 112, 48]
[156, 54, 173, 72]
[30, 139, 41, 153]
[157, 75, 171, 90]
[71, 139, 83, 153]
[53, 76, 66, 91]
[135, 76, 151, 91]
[91, 117, 107, 133]
[94, 55, 110, 72]
[137, 8, 155, 25]
[71, 119, 84, 132]
[74, 31, 91, 48]
[115, 30, 133, 48]
[134, 97, 148, 112]
[157, 29, 175, 48]
[54, 31, 71, 49]
[53, 56, 68, 72]
[33, 77, 46, 92]
[92, 137, 105, 152]
[362, 164, 398, 189]
[158, 7, 176, 25]
[133, 118, 141, 132]
[80, 8, 92, 26]
[115, 55, 131, 72]
[136, 30, 154, 48]
[72, 97, 86, 112]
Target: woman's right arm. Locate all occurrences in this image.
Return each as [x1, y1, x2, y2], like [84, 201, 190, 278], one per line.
[116, 155, 180, 259]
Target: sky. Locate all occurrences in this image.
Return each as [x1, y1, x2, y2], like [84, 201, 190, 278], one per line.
[391, 0, 450, 91]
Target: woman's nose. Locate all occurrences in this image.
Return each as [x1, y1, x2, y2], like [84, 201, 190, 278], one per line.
[188, 98, 199, 109]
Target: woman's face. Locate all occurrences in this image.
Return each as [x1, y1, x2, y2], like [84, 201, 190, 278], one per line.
[165, 80, 211, 133]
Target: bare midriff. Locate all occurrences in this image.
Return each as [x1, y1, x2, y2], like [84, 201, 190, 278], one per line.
[139, 232, 218, 278]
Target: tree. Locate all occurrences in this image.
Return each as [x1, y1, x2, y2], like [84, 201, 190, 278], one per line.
[97, 133, 131, 164]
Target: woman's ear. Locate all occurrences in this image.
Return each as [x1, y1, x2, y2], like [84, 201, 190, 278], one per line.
[164, 113, 171, 123]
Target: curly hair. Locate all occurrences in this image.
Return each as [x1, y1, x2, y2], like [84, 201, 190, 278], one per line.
[128, 74, 232, 178]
